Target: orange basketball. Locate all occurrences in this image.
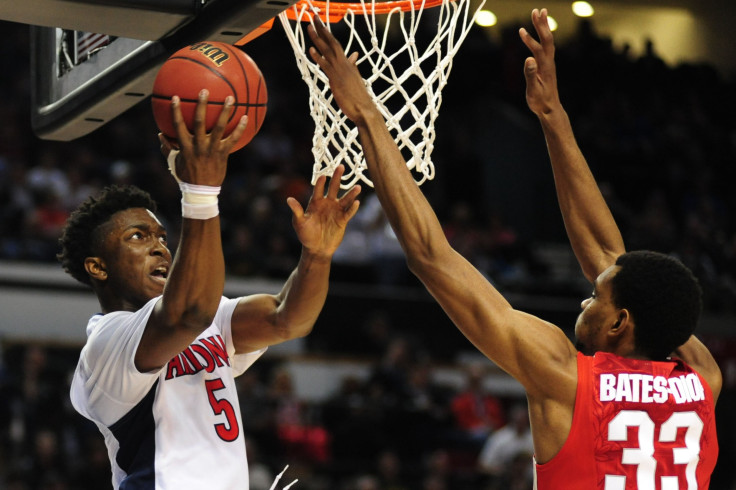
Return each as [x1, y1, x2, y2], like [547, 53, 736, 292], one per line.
[151, 41, 267, 153]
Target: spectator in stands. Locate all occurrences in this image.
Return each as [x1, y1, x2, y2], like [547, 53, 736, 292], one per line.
[449, 363, 505, 450]
[477, 403, 533, 479]
[268, 367, 331, 464]
[360, 193, 410, 285]
[375, 450, 409, 490]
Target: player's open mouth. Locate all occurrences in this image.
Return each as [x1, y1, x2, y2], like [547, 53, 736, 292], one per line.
[151, 266, 168, 282]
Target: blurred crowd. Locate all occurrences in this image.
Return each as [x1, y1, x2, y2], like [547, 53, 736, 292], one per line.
[0, 336, 534, 490]
[2, 329, 736, 489]
[0, 17, 735, 310]
[1, 10, 736, 490]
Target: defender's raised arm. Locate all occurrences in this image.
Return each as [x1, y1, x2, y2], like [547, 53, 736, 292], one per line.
[519, 8, 624, 281]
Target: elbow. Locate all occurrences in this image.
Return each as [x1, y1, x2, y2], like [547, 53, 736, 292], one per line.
[182, 308, 217, 331]
[270, 296, 317, 342]
[273, 320, 315, 343]
[158, 282, 223, 333]
[272, 305, 316, 342]
[282, 311, 317, 339]
[405, 240, 452, 277]
[406, 254, 428, 277]
[161, 303, 218, 334]
[292, 322, 315, 340]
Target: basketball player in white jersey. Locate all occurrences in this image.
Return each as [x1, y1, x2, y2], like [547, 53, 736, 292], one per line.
[57, 92, 361, 489]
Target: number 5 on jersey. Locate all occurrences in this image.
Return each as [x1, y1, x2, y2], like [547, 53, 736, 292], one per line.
[205, 378, 240, 442]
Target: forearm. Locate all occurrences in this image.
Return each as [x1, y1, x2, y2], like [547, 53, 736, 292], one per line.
[538, 107, 625, 281]
[273, 249, 333, 336]
[161, 218, 225, 327]
[356, 110, 450, 269]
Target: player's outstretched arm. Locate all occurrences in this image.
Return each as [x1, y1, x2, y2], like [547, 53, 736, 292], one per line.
[306, 19, 577, 400]
[229, 164, 361, 354]
[521, 10, 721, 396]
[137, 91, 247, 372]
[520, 9, 624, 281]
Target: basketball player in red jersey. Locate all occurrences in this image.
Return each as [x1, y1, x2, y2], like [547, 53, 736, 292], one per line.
[307, 8, 720, 489]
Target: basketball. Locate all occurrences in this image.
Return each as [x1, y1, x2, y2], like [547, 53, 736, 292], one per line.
[151, 41, 267, 153]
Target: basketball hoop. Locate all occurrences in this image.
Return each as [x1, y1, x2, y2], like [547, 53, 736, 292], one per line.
[278, 0, 484, 188]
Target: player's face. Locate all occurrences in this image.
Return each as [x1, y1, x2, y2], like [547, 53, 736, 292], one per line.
[97, 208, 171, 310]
[574, 265, 620, 355]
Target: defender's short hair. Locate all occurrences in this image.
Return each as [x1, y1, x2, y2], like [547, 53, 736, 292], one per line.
[57, 185, 157, 286]
[612, 251, 702, 360]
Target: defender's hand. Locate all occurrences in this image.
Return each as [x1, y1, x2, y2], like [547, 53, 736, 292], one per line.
[519, 9, 562, 118]
[307, 20, 375, 125]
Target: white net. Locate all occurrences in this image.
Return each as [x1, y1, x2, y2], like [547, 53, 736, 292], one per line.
[279, 0, 483, 188]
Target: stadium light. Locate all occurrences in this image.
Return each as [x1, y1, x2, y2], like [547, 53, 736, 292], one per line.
[475, 9, 497, 27]
[572, 1, 594, 17]
[547, 15, 558, 31]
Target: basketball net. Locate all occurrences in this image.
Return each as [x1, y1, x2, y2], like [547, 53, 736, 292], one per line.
[279, 0, 484, 188]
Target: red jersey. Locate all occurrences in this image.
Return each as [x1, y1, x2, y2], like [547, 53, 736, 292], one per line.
[534, 352, 718, 489]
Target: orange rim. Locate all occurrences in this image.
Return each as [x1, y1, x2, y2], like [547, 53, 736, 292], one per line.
[284, 0, 446, 22]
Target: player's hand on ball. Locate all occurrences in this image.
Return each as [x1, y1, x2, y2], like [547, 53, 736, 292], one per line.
[162, 90, 248, 187]
[152, 41, 267, 153]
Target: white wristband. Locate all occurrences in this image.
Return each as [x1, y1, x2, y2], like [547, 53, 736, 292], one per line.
[180, 182, 220, 220]
[168, 149, 182, 184]
[167, 150, 221, 219]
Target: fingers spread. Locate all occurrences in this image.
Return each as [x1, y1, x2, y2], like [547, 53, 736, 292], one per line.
[210, 95, 234, 144]
[308, 46, 324, 67]
[532, 9, 554, 48]
[344, 199, 361, 221]
[286, 196, 305, 220]
[193, 89, 210, 141]
[158, 133, 173, 156]
[519, 27, 541, 54]
[307, 23, 319, 46]
[313, 173, 327, 200]
[171, 96, 190, 143]
[326, 165, 346, 199]
[339, 184, 362, 209]
[308, 19, 345, 68]
[307, 22, 330, 57]
[225, 115, 248, 148]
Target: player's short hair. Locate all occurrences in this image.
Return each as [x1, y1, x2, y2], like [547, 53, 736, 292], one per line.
[57, 185, 157, 286]
[612, 251, 702, 360]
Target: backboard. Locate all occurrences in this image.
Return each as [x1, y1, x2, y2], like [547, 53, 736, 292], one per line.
[6, 0, 295, 141]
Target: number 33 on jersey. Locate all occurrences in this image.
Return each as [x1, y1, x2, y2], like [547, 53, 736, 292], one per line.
[534, 352, 718, 489]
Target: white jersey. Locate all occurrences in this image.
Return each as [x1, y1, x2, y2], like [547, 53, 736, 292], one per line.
[70, 296, 266, 490]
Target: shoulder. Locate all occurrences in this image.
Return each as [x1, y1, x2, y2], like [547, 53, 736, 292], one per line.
[87, 298, 160, 347]
[78, 298, 163, 382]
[72, 301, 163, 425]
[672, 336, 722, 403]
[674, 357, 720, 406]
[212, 296, 239, 327]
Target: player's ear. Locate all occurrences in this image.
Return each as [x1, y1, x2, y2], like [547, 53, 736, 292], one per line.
[85, 257, 108, 282]
[609, 310, 630, 336]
